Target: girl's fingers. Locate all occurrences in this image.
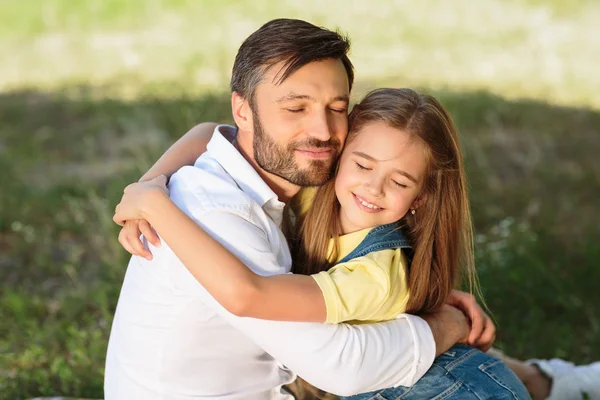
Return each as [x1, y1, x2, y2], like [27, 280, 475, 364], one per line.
[155, 174, 168, 186]
[113, 203, 125, 226]
[139, 220, 161, 248]
[118, 222, 153, 260]
[126, 221, 153, 260]
[118, 228, 137, 256]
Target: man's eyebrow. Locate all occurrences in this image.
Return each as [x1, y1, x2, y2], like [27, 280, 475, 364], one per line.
[352, 151, 418, 183]
[331, 95, 350, 104]
[275, 93, 350, 104]
[275, 93, 315, 103]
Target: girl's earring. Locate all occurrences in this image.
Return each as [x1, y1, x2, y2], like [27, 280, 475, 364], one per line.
[410, 208, 416, 215]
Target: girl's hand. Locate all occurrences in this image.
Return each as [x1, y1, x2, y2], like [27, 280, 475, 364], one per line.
[113, 175, 169, 226]
[446, 289, 496, 352]
[118, 219, 161, 260]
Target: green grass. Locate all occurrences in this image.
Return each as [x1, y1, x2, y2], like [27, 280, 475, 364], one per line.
[1, 0, 599, 398]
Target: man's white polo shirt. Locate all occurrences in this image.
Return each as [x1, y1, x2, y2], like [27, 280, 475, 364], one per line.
[104, 125, 436, 400]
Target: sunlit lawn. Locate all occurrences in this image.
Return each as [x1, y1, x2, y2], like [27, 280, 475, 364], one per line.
[1, 0, 599, 398]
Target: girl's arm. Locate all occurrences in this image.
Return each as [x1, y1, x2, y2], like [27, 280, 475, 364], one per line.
[114, 178, 327, 322]
[119, 122, 218, 258]
[140, 122, 218, 181]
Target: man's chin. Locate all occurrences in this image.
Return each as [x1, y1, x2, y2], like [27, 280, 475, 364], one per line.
[297, 167, 334, 186]
[298, 155, 334, 169]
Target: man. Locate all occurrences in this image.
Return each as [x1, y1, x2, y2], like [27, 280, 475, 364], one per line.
[105, 19, 490, 399]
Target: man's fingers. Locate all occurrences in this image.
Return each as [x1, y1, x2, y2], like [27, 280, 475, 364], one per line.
[471, 316, 496, 351]
[446, 290, 495, 349]
[478, 318, 496, 352]
[468, 312, 485, 345]
[446, 290, 476, 314]
[450, 291, 485, 345]
[139, 220, 161, 247]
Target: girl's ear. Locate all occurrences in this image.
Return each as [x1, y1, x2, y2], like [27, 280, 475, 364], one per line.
[411, 194, 427, 211]
[231, 92, 253, 132]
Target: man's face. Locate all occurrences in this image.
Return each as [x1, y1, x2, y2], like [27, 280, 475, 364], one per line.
[250, 58, 350, 186]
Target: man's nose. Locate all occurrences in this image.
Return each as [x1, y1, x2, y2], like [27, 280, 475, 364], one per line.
[308, 110, 332, 142]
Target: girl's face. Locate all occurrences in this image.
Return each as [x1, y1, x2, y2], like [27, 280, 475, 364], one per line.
[334, 121, 428, 234]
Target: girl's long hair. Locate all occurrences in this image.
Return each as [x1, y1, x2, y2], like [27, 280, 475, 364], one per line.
[293, 88, 477, 314]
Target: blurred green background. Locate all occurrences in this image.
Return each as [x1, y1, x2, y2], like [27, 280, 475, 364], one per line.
[1, 0, 599, 398]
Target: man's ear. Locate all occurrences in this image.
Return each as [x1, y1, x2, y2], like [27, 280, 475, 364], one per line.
[231, 92, 253, 132]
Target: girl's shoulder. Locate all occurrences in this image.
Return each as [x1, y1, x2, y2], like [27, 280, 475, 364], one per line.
[339, 247, 408, 276]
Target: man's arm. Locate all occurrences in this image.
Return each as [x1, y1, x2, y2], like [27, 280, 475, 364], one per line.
[182, 211, 468, 395]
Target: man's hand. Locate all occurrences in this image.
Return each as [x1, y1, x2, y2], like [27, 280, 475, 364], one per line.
[118, 219, 161, 260]
[446, 289, 495, 351]
[421, 304, 470, 357]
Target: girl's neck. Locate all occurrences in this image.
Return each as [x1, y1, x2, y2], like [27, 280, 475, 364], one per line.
[337, 208, 375, 235]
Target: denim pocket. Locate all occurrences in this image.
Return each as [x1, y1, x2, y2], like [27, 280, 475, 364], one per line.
[478, 358, 532, 399]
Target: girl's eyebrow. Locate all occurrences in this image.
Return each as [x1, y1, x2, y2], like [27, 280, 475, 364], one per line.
[352, 151, 418, 183]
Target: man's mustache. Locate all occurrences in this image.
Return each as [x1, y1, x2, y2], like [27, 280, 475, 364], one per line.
[293, 138, 341, 151]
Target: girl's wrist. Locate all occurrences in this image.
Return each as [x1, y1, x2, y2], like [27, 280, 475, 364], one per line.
[140, 189, 169, 221]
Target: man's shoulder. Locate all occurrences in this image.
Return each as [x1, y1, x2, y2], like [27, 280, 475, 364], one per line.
[168, 157, 259, 222]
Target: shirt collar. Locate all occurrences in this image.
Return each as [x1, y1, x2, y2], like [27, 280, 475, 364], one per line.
[200, 124, 281, 208]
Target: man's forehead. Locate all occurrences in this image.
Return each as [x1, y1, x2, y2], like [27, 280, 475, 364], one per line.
[259, 59, 350, 99]
[269, 58, 347, 81]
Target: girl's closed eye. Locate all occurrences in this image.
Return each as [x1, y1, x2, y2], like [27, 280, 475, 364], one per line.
[392, 180, 407, 189]
[355, 162, 371, 171]
[286, 108, 304, 114]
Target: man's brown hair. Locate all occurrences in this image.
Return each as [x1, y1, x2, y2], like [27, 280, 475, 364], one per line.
[230, 18, 354, 107]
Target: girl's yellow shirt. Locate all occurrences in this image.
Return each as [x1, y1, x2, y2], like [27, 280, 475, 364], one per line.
[293, 188, 410, 324]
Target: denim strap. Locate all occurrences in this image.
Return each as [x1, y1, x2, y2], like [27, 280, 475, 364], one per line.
[338, 222, 412, 265]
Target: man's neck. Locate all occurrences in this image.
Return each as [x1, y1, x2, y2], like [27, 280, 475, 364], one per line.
[234, 132, 300, 203]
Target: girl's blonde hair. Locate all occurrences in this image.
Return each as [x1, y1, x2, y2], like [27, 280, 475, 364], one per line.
[293, 88, 477, 314]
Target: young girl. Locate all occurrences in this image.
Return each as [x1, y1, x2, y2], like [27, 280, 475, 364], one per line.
[114, 88, 476, 323]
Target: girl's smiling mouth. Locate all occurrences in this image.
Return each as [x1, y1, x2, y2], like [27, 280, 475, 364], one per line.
[352, 193, 384, 212]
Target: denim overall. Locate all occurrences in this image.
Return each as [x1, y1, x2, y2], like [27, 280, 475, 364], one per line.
[339, 223, 531, 400]
[338, 222, 412, 264]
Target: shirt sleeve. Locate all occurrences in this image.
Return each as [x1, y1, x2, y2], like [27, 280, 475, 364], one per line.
[312, 251, 408, 323]
[168, 207, 435, 396]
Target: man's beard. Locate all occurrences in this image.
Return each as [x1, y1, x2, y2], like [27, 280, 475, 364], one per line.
[252, 111, 341, 186]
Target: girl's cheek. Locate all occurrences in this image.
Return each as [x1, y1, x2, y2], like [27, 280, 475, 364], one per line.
[336, 166, 353, 187]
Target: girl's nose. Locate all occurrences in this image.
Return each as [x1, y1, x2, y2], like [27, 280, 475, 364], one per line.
[364, 179, 384, 197]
